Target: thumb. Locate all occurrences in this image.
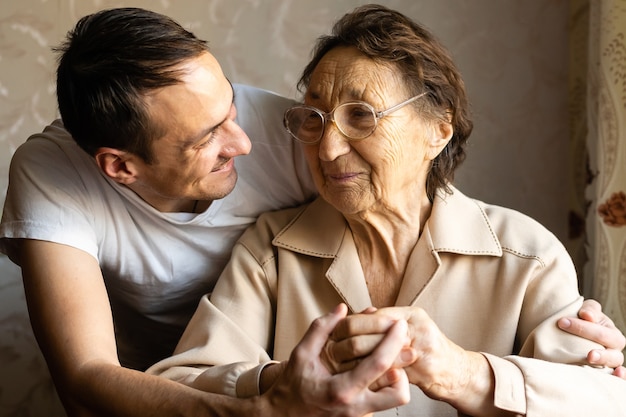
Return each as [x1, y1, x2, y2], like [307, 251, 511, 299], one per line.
[295, 304, 348, 356]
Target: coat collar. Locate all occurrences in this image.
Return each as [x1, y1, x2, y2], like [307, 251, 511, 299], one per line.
[272, 186, 502, 309]
[273, 197, 346, 258]
[427, 186, 502, 256]
[273, 186, 502, 258]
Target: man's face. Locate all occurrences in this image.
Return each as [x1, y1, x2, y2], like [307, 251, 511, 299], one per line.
[129, 52, 251, 212]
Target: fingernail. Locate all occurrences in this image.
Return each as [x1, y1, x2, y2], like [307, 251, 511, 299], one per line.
[559, 318, 571, 329]
[589, 350, 600, 363]
[400, 347, 415, 363]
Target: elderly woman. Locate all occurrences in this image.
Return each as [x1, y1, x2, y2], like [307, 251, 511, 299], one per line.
[149, 4, 626, 416]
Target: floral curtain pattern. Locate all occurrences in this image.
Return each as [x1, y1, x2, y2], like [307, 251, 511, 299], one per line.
[570, 0, 626, 339]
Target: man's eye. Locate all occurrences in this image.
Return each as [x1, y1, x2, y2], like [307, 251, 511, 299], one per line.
[198, 130, 217, 147]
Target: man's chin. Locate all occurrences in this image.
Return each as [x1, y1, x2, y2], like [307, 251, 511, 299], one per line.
[204, 172, 238, 200]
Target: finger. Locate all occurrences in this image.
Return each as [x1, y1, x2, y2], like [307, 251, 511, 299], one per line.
[330, 334, 386, 363]
[365, 362, 411, 410]
[293, 304, 348, 362]
[368, 368, 403, 392]
[374, 369, 411, 407]
[333, 358, 361, 373]
[339, 320, 408, 391]
[334, 345, 416, 374]
[587, 348, 625, 369]
[368, 347, 418, 391]
[341, 320, 411, 411]
[335, 339, 417, 376]
[393, 346, 418, 369]
[613, 366, 626, 380]
[578, 299, 603, 322]
[332, 313, 396, 341]
[558, 317, 626, 350]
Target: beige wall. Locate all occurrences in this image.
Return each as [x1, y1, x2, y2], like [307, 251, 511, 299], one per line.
[0, 1, 569, 415]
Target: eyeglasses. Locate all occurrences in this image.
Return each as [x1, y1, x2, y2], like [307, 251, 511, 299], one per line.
[283, 92, 427, 144]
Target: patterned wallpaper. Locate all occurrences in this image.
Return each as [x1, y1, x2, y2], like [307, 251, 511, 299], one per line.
[577, 0, 626, 352]
[0, 1, 570, 415]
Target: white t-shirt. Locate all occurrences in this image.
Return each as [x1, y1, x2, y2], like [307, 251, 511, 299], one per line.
[0, 84, 317, 370]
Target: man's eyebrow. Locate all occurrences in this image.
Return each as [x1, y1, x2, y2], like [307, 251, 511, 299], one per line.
[185, 81, 236, 145]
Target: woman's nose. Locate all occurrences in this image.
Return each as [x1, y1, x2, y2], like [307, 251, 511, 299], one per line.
[317, 122, 351, 161]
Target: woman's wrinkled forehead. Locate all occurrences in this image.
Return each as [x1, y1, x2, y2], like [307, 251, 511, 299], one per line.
[305, 46, 406, 108]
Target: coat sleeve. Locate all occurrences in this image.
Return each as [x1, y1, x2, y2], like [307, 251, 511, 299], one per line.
[484, 352, 626, 416]
[483, 238, 626, 415]
[146, 217, 282, 398]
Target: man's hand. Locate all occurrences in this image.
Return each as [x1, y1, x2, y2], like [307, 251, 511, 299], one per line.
[263, 304, 412, 417]
[558, 299, 626, 377]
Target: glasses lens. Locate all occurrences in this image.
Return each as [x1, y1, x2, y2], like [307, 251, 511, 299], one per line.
[285, 107, 323, 143]
[335, 103, 376, 139]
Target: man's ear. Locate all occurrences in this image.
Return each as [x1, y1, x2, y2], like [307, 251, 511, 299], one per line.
[426, 120, 454, 161]
[94, 147, 138, 185]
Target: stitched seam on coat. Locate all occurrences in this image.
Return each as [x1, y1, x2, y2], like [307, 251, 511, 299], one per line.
[274, 243, 335, 257]
[473, 196, 500, 247]
[237, 241, 278, 270]
[501, 246, 546, 267]
[433, 248, 500, 255]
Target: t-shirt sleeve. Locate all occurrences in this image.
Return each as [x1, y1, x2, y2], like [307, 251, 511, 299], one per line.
[0, 122, 99, 261]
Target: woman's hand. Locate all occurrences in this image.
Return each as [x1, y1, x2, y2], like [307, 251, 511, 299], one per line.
[369, 307, 497, 414]
[331, 307, 499, 416]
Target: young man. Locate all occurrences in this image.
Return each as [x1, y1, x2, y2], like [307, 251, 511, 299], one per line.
[0, 7, 623, 417]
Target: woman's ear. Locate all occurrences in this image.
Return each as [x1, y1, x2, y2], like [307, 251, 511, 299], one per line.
[94, 148, 138, 185]
[426, 119, 453, 161]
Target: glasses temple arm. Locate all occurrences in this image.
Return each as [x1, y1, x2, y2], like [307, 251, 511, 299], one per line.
[377, 91, 428, 117]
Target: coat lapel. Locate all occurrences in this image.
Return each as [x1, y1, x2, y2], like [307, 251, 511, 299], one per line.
[395, 223, 440, 306]
[273, 188, 502, 311]
[273, 198, 372, 312]
[396, 187, 502, 305]
[325, 228, 373, 312]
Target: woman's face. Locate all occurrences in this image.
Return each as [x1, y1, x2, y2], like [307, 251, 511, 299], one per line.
[302, 46, 450, 215]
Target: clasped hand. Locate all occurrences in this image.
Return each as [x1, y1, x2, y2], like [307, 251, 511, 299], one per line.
[265, 304, 413, 417]
[322, 306, 487, 405]
[270, 302, 625, 417]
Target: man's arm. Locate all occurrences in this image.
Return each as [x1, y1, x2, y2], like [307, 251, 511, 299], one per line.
[19, 239, 264, 417]
[19, 239, 410, 417]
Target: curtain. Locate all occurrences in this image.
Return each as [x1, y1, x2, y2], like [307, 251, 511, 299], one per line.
[569, 0, 626, 339]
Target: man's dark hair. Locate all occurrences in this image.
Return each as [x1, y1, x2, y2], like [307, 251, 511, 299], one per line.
[55, 7, 209, 162]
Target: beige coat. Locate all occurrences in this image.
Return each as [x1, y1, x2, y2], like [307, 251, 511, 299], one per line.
[149, 187, 626, 416]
